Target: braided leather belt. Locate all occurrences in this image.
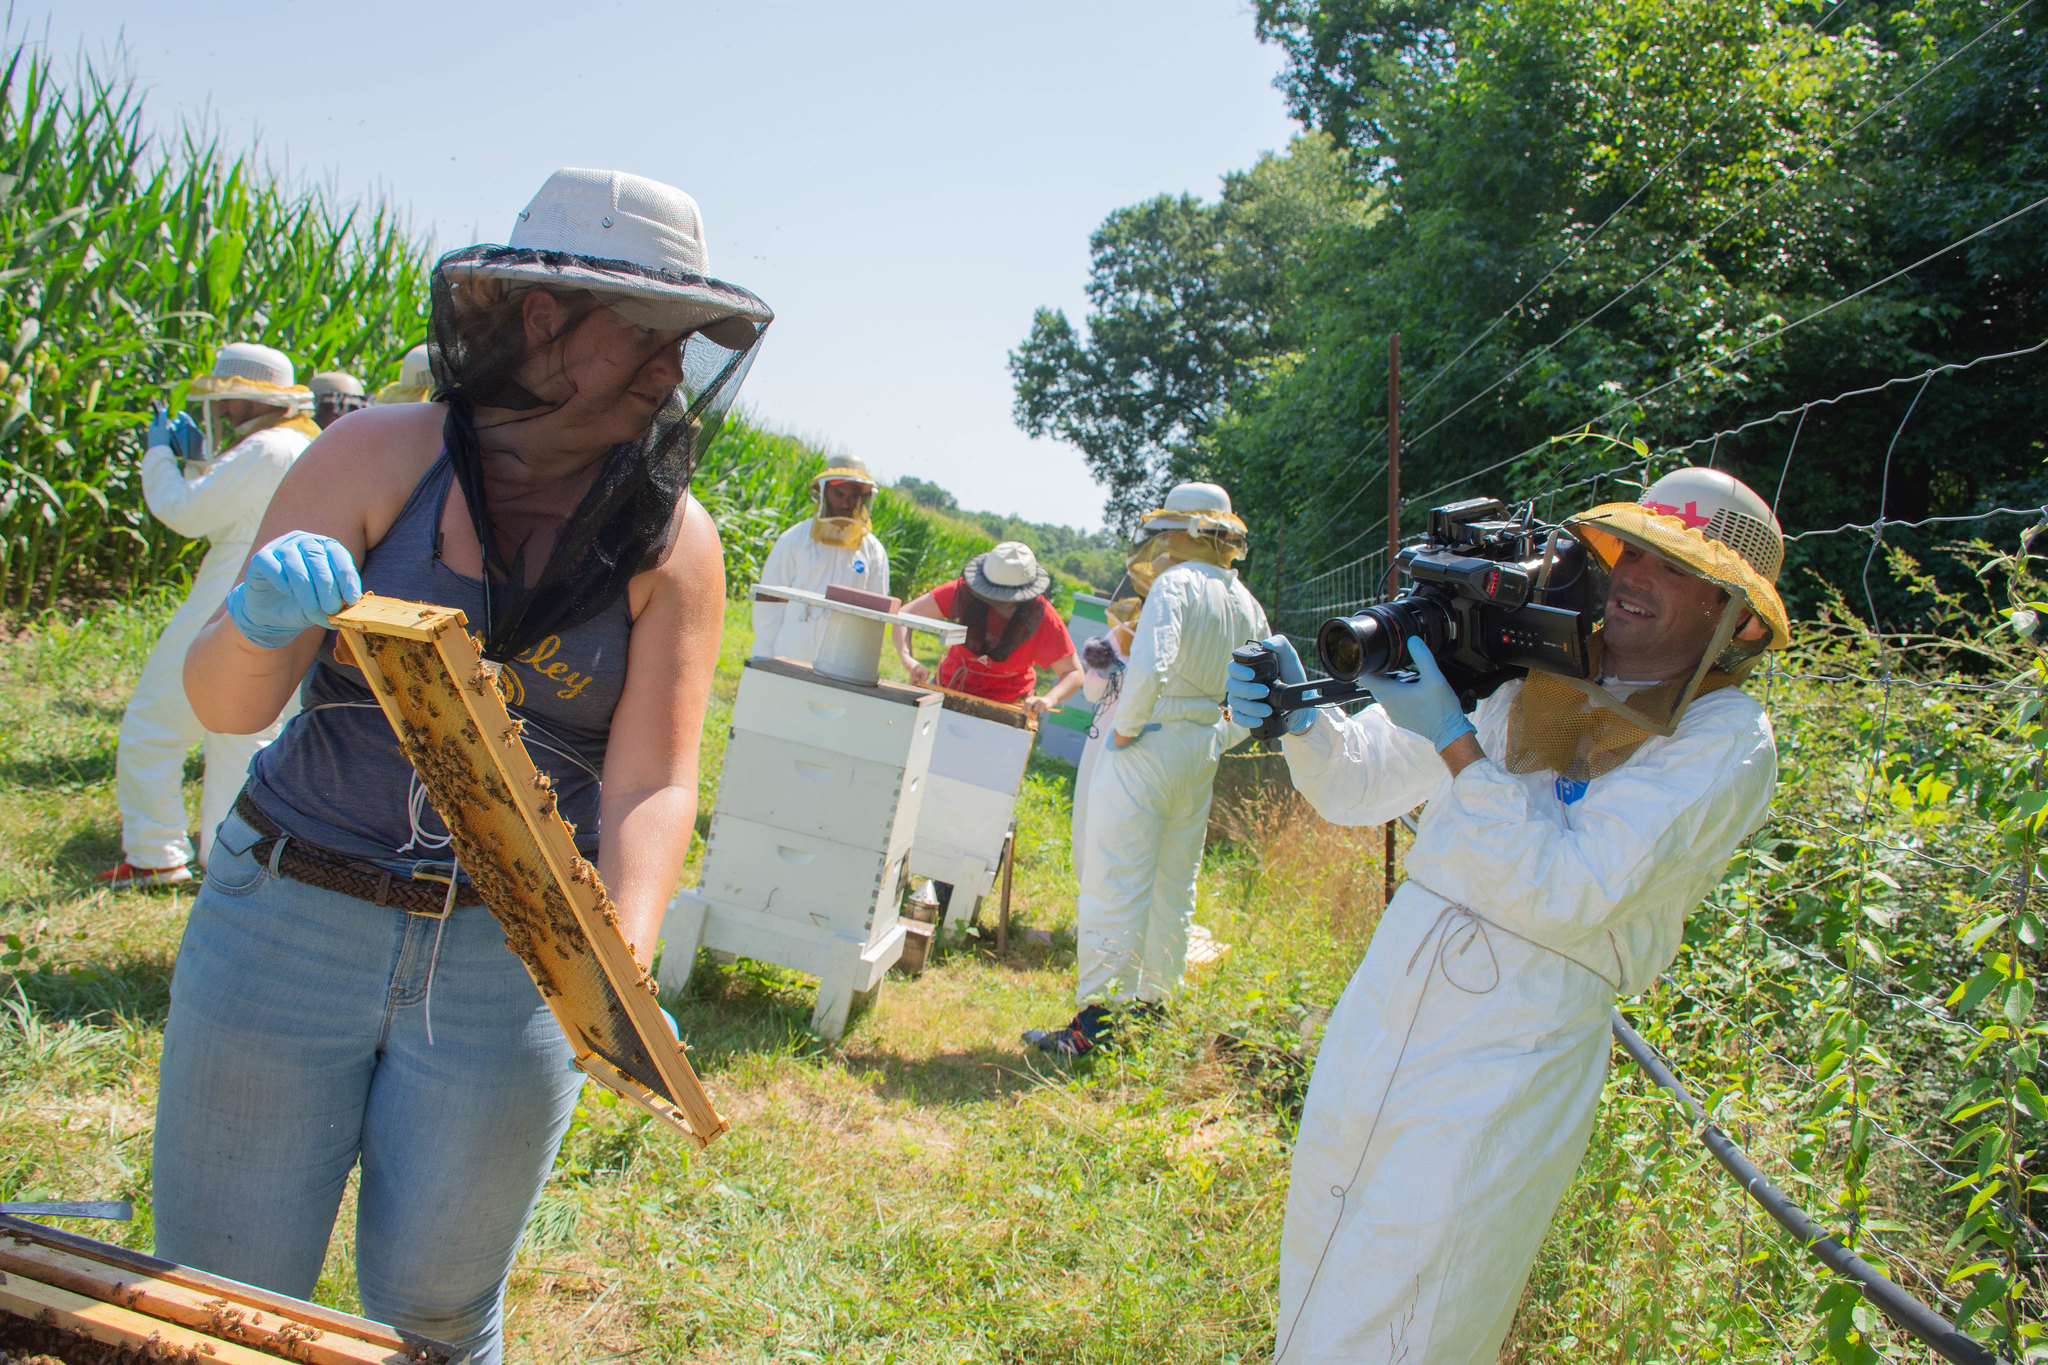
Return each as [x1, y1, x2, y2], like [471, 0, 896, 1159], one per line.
[233, 791, 484, 916]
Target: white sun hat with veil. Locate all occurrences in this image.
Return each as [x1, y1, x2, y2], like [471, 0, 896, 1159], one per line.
[1124, 480, 1249, 592]
[425, 167, 774, 663]
[435, 168, 771, 350]
[373, 344, 435, 405]
[187, 342, 312, 410]
[1139, 481, 1247, 540]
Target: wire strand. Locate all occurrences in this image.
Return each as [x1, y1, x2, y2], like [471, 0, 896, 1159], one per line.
[1396, 0, 2039, 459]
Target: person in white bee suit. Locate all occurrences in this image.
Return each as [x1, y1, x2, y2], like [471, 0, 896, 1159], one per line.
[98, 343, 319, 888]
[1224, 468, 1789, 1364]
[373, 343, 434, 405]
[751, 456, 890, 666]
[1026, 482, 1268, 1056]
[1069, 606, 1137, 889]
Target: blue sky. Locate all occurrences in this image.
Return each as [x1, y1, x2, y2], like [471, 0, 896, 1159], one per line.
[27, 2, 1303, 532]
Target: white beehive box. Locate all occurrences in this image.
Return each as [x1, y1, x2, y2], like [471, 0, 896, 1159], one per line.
[907, 695, 1037, 923]
[660, 657, 943, 1039]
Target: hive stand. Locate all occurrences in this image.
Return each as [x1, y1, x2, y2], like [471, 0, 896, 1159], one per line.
[906, 690, 1037, 928]
[659, 590, 964, 1040]
[330, 595, 726, 1147]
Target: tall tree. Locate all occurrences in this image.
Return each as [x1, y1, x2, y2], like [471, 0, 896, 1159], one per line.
[1009, 134, 1366, 530]
[1218, 0, 2046, 619]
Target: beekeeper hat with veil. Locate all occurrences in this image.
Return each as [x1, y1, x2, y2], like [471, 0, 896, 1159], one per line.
[808, 455, 879, 548]
[308, 371, 367, 428]
[372, 344, 435, 405]
[1506, 466, 1791, 783]
[428, 166, 774, 662]
[1107, 481, 1249, 637]
[182, 342, 317, 460]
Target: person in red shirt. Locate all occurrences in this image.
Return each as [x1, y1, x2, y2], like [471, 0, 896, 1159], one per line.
[893, 542, 1083, 713]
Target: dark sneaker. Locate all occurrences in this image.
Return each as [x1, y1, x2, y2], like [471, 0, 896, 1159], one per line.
[1023, 1003, 1117, 1057]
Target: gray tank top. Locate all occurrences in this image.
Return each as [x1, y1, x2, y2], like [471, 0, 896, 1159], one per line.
[245, 455, 631, 860]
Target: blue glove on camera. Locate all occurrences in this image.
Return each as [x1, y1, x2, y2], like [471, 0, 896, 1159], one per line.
[1361, 637, 1476, 753]
[225, 532, 363, 649]
[1225, 635, 1315, 736]
[146, 405, 203, 463]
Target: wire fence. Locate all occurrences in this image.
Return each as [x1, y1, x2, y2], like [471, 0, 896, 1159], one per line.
[1277, 544, 1388, 630]
[1204, 12, 2048, 1350]
[1256, 343, 2048, 1363]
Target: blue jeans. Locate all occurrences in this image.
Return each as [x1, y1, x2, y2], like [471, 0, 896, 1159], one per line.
[152, 810, 583, 1364]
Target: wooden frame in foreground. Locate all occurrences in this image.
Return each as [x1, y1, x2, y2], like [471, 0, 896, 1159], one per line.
[0, 1213, 452, 1363]
[331, 594, 725, 1147]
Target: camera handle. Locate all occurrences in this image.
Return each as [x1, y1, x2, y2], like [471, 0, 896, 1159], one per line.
[1241, 676, 1381, 741]
[1229, 640, 1404, 740]
[1270, 677, 1378, 711]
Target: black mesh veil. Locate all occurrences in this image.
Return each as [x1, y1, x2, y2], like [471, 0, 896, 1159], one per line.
[953, 584, 1044, 661]
[427, 245, 771, 660]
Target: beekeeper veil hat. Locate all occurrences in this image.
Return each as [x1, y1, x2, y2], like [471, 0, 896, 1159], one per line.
[373, 345, 435, 405]
[186, 342, 309, 407]
[182, 342, 316, 457]
[1124, 481, 1248, 597]
[310, 371, 367, 429]
[810, 456, 878, 548]
[424, 167, 775, 660]
[1506, 467, 1788, 783]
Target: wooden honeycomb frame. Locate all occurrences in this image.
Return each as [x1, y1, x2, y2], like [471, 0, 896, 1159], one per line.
[0, 1212, 451, 1363]
[331, 594, 725, 1146]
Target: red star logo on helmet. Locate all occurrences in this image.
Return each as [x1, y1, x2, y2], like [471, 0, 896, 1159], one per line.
[1642, 498, 1713, 528]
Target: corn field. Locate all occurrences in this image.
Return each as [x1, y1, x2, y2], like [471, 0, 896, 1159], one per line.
[0, 42, 1000, 617]
[0, 43, 431, 610]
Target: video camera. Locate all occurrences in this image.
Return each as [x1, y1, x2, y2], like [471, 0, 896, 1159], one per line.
[1234, 497, 1604, 741]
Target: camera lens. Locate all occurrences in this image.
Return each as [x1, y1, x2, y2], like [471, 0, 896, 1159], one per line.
[1317, 609, 1393, 681]
[1317, 595, 1457, 680]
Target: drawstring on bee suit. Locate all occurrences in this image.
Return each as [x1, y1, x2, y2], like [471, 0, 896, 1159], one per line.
[396, 772, 453, 856]
[420, 861, 460, 1047]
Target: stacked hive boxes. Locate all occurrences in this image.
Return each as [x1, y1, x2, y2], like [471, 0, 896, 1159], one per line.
[908, 694, 1037, 925]
[660, 658, 941, 1039]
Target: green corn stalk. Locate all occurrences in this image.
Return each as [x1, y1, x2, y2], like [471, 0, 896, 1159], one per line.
[0, 42, 1007, 617]
[0, 43, 430, 611]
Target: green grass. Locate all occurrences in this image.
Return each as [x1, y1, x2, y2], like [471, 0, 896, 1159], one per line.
[0, 591, 1982, 1363]
[0, 593, 1390, 1363]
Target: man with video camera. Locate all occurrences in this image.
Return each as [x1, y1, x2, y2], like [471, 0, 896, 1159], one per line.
[1225, 468, 1786, 1364]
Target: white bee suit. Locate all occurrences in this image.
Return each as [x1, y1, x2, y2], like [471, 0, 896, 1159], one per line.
[750, 520, 889, 665]
[1075, 560, 1266, 1004]
[121, 423, 312, 868]
[1070, 665, 1122, 889]
[1273, 680, 1775, 1364]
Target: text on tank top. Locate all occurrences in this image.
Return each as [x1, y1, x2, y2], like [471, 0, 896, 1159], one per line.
[243, 454, 632, 860]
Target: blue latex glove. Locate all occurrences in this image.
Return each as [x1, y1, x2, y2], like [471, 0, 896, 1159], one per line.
[168, 411, 204, 463]
[146, 406, 203, 462]
[224, 531, 363, 648]
[1225, 635, 1315, 736]
[1361, 638, 1476, 753]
